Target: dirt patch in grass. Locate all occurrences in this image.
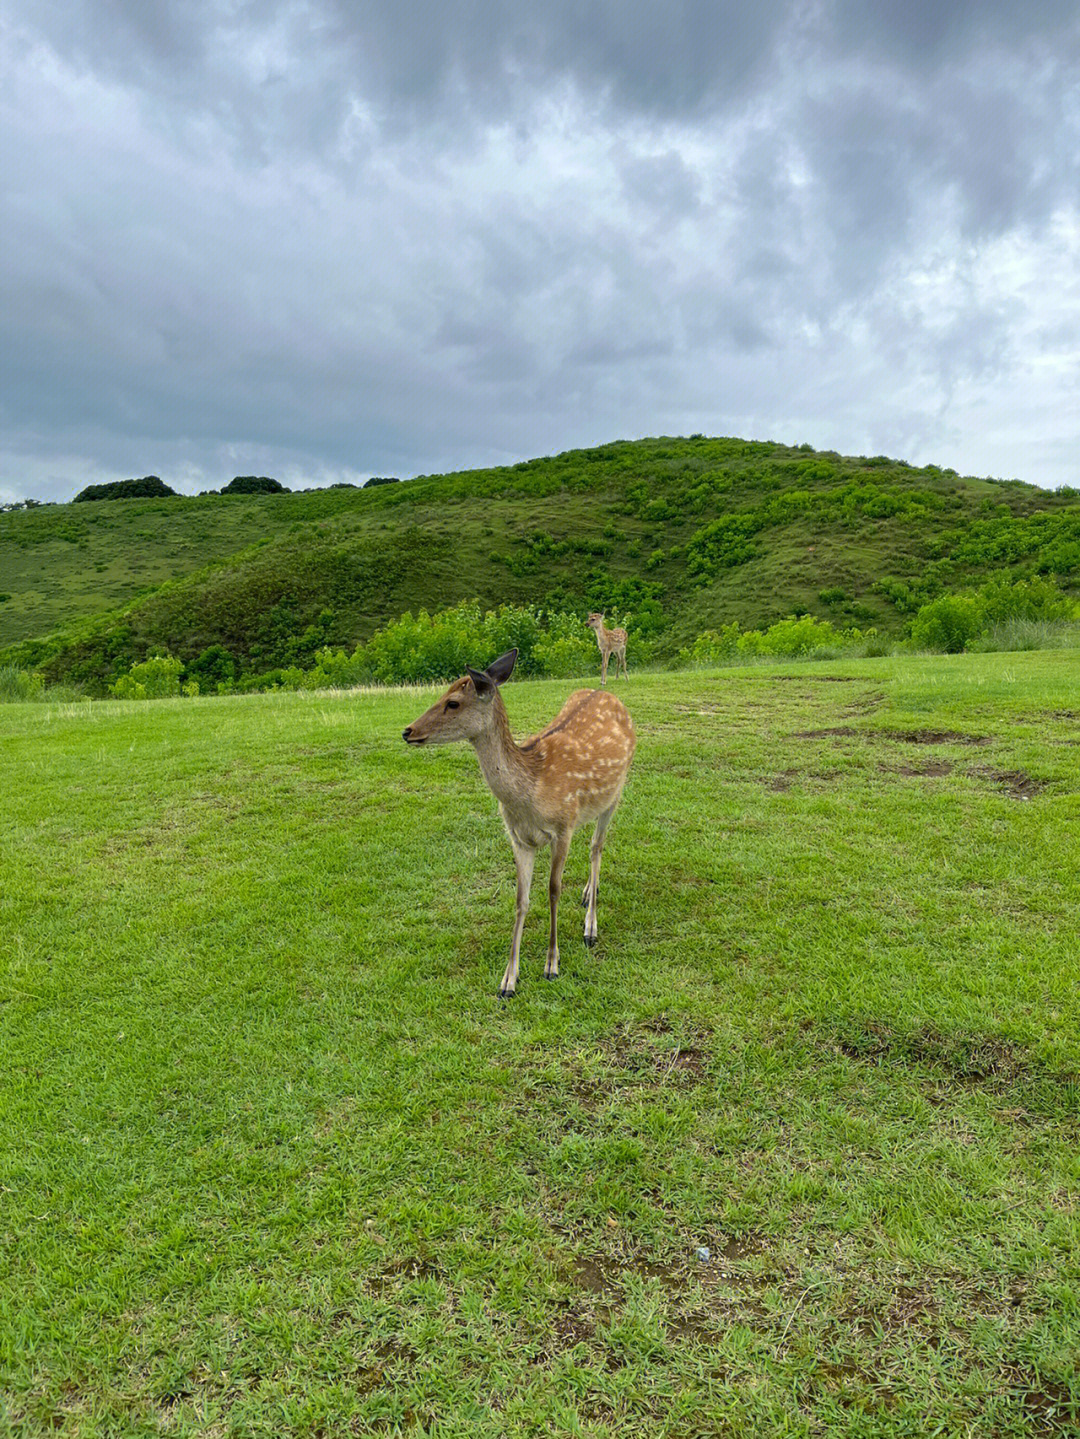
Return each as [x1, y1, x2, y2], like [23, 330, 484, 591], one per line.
[820, 1021, 1080, 1119]
[367, 1257, 442, 1294]
[882, 728, 992, 746]
[844, 1281, 940, 1338]
[971, 767, 1047, 800]
[792, 725, 860, 739]
[601, 1020, 712, 1084]
[768, 675, 865, 683]
[559, 1236, 770, 1348]
[765, 767, 844, 790]
[1000, 1366, 1080, 1436]
[831, 1020, 1025, 1083]
[882, 759, 954, 777]
[795, 726, 994, 746]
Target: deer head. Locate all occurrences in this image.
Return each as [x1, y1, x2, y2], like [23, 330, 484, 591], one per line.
[402, 649, 518, 745]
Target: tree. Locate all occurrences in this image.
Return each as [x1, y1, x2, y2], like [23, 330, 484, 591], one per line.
[221, 476, 287, 495]
[73, 477, 176, 502]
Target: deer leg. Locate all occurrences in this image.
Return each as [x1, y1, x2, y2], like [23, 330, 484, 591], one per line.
[584, 804, 616, 947]
[618, 647, 628, 679]
[500, 840, 536, 998]
[545, 831, 572, 980]
[600, 649, 609, 687]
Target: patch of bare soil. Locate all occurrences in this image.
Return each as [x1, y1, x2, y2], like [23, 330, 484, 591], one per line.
[793, 726, 994, 747]
[881, 760, 954, 777]
[999, 1365, 1080, 1436]
[828, 1020, 1028, 1085]
[556, 1236, 769, 1351]
[768, 675, 864, 683]
[883, 728, 992, 746]
[971, 767, 1047, 800]
[844, 1281, 940, 1337]
[602, 1021, 711, 1083]
[792, 725, 861, 738]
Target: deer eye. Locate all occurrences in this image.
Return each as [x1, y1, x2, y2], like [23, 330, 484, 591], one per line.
[445, 700, 460, 710]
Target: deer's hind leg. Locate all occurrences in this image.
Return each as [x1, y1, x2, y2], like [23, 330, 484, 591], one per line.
[583, 802, 618, 947]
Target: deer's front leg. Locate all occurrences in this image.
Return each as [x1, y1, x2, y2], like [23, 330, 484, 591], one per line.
[500, 839, 536, 998]
[545, 831, 572, 980]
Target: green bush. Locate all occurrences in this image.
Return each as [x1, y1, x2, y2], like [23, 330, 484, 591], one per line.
[675, 624, 742, 667]
[739, 615, 861, 658]
[910, 576, 1079, 653]
[910, 595, 985, 653]
[110, 653, 188, 700]
[676, 616, 870, 667]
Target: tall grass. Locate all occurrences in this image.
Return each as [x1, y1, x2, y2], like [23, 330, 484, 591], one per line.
[0, 663, 85, 704]
[972, 617, 1080, 652]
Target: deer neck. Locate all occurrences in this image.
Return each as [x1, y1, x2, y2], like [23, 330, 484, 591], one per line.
[472, 693, 533, 805]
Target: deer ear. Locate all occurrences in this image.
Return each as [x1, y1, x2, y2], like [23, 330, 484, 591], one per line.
[485, 649, 518, 686]
[466, 665, 496, 700]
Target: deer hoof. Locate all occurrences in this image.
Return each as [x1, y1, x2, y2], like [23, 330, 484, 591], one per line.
[498, 985, 516, 999]
[583, 933, 598, 948]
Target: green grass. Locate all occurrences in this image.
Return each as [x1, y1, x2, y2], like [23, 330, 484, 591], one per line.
[4, 436, 1079, 690]
[2, 651, 1079, 1435]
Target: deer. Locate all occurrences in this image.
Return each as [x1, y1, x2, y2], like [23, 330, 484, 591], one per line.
[586, 613, 628, 686]
[402, 649, 635, 996]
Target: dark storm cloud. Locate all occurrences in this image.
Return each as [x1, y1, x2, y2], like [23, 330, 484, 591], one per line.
[2, 0, 1079, 500]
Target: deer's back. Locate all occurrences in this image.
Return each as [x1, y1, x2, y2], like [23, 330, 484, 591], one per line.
[517, 688, 635, 823]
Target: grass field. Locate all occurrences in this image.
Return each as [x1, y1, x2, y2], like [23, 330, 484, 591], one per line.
[2, 652, 1079, 1436]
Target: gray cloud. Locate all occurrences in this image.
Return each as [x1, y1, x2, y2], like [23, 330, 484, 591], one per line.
[2, 1, 1079, 502]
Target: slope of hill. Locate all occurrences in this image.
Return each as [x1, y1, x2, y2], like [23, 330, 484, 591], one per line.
[2, 436, 1078, 692]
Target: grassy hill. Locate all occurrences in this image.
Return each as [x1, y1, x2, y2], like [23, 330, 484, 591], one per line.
[2, 653, 1078, 1433]
[3, 435, 1079, 692]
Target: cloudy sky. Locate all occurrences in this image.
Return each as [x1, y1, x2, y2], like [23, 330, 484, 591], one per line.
[2, 1, 1078, 503]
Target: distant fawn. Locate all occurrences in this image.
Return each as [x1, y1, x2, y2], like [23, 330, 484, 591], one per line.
[402, 649, 636, 996]
[586, 613, 628, 686]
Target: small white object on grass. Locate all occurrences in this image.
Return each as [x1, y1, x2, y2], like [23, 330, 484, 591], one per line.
[695, 1246, 710, 1262]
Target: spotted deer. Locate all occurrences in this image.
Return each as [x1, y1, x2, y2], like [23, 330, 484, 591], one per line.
[402, 649, 635, 996]
[586, 613, 628, 686]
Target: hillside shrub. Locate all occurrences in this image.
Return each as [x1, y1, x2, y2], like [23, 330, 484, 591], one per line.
[187, 644, 237, 687]
[910, 595, 985, 653]
[685, 514, 763, 579]
[911, 576, 1079, 653]
[737, 615, 864, 658]
[677, 617, 871, 666]
[110, 653, 196, 700]
[675, 624, 742, 667]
